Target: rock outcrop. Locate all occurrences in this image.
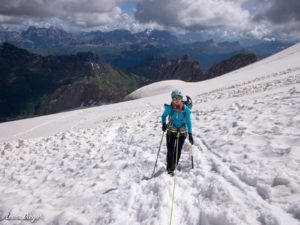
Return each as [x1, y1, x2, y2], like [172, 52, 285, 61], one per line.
[0, 43, 140, 122]
[139, 53, 258, 82]
[208, 54, 259, 77]
[156, 55, 208, 82]
[39, 82, 127, 114]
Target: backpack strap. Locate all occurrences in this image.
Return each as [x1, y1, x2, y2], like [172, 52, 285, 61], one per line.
[182, 105, 186, 126]
[168, 104, 175, 126]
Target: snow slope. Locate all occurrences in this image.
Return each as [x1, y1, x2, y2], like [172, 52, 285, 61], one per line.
[0, 43, 300, 225]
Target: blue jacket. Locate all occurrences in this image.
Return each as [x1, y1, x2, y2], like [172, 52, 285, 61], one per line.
[162, 105, 192, 134]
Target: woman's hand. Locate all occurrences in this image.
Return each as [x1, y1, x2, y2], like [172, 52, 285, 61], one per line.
[162, 123, 168, 132]
[188, 133, 194, 145]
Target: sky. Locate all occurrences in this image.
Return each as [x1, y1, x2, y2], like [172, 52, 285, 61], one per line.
[0, 0, 300, 41]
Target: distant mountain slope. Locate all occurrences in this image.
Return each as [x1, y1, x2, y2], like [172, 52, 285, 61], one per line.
[1, 26, 293, 71]
[0, 27, 180, 48]
[0, 42, 258, 122]
[129, 56, 168, 81]
[130, 53, 258, 83]
[128, 43, 300, 100]
[156, 55, 208, 81]
[0, 43, 141, 122]
[208, 53, 259, 77]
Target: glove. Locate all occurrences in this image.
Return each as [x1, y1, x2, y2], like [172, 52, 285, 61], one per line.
[162, 123, 168, 132]
[188, 133, 194, 145]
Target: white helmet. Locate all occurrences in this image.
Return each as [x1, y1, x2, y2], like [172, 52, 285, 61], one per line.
[171, 90, 183, 99]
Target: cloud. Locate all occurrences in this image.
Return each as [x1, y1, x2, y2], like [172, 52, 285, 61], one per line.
[100, 12, 164, 32]
[0, 0, 58, 17]
[135, 0, 251, 31]
[250, 0, 300, 40]
[0, 0, 162, 32]
[70, 9, 122, 27]
[0, 0, 299, 41]
[254, 0, 300, 24]
[0, 0, 120, 16]
[0, 0, 124, 29]
[134, 0, 300, 41]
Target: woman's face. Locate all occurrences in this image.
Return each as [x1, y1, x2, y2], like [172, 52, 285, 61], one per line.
[172, 96, 182, 105]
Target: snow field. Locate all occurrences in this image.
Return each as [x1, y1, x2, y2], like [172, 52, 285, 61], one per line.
[1, 44, 300, 225]
[1, 84, 300, 224]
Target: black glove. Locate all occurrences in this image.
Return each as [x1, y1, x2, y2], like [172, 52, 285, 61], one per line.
[162, 123, 168, 132]
[188, 133, 194, 145]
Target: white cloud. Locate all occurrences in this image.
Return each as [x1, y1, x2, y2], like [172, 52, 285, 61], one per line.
[135, 0, 251, 31]
[70, 8, 122, 27]
[0, 0, 125, 29]
[134, 0, 300, 41]
[0, 0, 164, 32]
[0, 0, 299, 41]
[246, 24, 271, 39]
[0, 15, 13, 23]
[110, 13, 164, 32]
[0, 0, 120, 16]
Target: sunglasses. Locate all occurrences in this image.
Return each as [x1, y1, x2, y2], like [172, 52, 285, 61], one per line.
[173, 96, 182, 100]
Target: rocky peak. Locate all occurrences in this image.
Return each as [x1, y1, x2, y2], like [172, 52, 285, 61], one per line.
[39, 82, 127, 115]
[208, 53, 259, 77]
[0, 43, 140, 122]
[156, 55, 207, 82]
[0, 42, 39, 63]
[154, 53, 259, 82]
[181, 54, 192, 61]
[20, 26, 73, 47]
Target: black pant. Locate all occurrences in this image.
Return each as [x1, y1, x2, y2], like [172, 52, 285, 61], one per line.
[166, 131, 186, 171]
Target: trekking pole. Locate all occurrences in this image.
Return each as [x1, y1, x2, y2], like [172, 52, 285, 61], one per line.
[189, 144, 194, 169]
[151, 131, 165, 178]
[169, 131, 180, 225]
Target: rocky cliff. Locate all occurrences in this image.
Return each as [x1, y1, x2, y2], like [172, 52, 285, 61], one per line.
[0, 43, 140, 121]
[39, 81, 128, 114]
[152, 53, 258, 82]
[156, 55, 208, 82]
[208, 54, 259, 77]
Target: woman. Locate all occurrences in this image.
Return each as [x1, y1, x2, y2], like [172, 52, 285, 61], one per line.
[161, 90, 193, 175]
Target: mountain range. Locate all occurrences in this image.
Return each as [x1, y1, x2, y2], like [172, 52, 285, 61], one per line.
[130, 53, 258, 82]
[0, 26, 294, 70]
[0, 43, 141, 122]
[0, 42, 259, 122]
[0, 26, 178, 48]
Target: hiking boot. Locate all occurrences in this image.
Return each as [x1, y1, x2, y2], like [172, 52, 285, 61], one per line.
[168, 170, 174, 176]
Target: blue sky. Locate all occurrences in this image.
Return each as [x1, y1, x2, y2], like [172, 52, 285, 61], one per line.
[121, 2, 136, 15]
[0, 0, 299, 41]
